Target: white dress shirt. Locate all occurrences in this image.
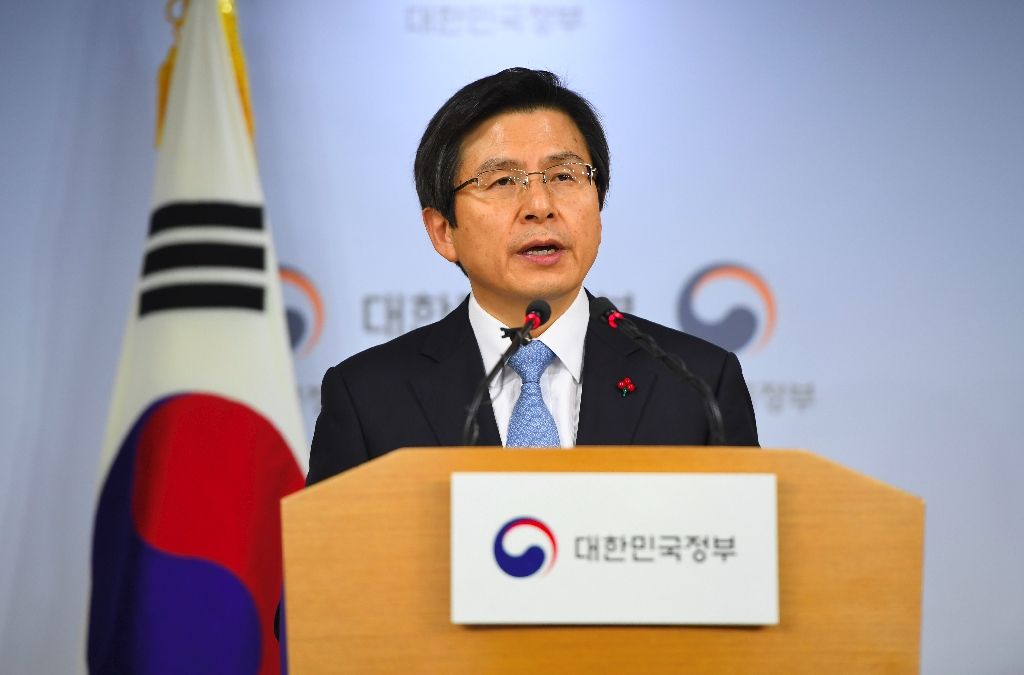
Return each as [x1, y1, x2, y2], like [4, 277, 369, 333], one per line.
[467, 288, 589, 448]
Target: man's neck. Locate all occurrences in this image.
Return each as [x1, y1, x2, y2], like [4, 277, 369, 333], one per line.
[470, 286, 583, 337]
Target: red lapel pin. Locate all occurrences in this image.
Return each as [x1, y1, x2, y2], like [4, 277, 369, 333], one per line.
[616, 376, 636, 398]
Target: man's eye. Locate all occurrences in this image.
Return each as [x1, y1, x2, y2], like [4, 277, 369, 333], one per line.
[490, 175, 518, 188]
[550, 171, 575, 183]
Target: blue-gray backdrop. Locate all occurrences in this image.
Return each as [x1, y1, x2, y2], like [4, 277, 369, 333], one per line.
[2, 1, 1022, 672]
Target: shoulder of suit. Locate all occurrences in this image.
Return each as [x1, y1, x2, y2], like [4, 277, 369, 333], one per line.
[327, 322, 435, 380]
[623, 312, 736, 363]
[324, 299, 469, 384]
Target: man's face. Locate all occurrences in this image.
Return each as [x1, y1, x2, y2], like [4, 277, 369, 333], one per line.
[424, 108, 602, 323]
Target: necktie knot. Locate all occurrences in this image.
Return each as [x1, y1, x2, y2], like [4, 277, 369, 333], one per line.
[507, 339, 555, 384]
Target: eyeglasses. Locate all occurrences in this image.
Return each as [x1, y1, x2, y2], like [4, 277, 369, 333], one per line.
[453, 162, 597, 200]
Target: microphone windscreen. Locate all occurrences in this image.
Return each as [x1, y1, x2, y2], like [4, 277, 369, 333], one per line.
[590, 296, 618, 322]
[525, 299, 552, 327]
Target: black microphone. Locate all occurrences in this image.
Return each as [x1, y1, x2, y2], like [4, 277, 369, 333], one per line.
[591, 297, 726, 445]
[501, 299, 552, 342]
[462, 300, 553, 446]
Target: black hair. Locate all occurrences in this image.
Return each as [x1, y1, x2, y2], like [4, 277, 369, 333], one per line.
[414, 67, 611, 228]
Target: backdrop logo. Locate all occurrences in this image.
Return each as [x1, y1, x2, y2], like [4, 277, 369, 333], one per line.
[279, 265, 324, 357]
[493, 517, 558, 578]
[678, 263, 776, 353]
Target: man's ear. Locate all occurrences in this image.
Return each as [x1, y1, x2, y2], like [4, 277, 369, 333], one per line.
[422, 207, 458, 263]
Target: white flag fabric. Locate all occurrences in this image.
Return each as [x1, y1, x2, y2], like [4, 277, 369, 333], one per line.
[88, 1, 305, 673]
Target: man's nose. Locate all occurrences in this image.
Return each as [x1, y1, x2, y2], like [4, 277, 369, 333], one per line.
[521, 177, 555, 221]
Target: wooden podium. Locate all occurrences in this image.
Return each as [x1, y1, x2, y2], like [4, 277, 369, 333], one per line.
[281, 447, 924, 673]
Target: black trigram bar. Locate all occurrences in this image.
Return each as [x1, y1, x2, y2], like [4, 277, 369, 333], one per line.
[139, 283, 264, 316]
[142, 243, 265, 276]
[149, 202, 263, 235]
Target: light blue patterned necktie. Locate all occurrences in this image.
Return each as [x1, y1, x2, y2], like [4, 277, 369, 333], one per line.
[505, 339, 561, 447]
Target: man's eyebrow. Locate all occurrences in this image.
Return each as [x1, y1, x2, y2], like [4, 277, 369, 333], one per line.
[470, 151, 587, 175]
[543, 151, 586, 165]
[472, 157, 521, 174]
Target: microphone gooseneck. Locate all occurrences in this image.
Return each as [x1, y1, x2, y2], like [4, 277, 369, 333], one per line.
[462, 300, 553, 446]
[591, 297, 726, 446]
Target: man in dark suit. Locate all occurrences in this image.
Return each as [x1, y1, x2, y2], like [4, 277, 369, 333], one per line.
[306, 68, 757, 486]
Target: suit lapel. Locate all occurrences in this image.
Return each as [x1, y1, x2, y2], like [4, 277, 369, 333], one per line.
[410, 299, 502, 447]
[576, 300, 660, 446]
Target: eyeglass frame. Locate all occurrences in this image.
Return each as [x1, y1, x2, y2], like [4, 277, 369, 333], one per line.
[452, 161, 599, 195]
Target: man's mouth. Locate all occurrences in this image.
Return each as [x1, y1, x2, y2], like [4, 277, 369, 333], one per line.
[522, 245, 560, 256]
[517, 237, 565, 254]
[516, 241, 566, 266]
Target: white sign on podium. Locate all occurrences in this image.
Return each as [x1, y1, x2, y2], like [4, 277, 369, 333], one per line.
[451, 472, 778, 625]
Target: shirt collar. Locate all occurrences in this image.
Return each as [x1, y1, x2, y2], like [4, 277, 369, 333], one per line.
[468, 287, 589, 383]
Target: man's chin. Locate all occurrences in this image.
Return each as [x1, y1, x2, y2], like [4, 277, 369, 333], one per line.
[510, 279, 583, 307]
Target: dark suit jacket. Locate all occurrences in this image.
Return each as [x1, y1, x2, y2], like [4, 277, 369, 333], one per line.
[306, 294, 758, 486]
